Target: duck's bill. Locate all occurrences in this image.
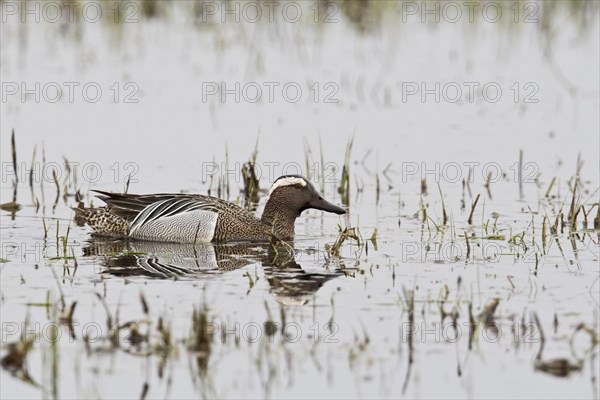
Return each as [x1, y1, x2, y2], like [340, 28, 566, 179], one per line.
[309, 197, 346, 215]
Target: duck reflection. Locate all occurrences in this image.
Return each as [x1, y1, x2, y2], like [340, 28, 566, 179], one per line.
[82, 238, 342, 305]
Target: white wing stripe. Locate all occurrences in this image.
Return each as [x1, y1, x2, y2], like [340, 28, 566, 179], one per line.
[129, 198, 221, 237]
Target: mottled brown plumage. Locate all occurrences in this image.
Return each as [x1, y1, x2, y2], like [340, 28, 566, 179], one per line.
[72, 206, 129, 236]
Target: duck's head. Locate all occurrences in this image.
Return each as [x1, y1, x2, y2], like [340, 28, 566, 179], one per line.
[264, 175, 346, 217]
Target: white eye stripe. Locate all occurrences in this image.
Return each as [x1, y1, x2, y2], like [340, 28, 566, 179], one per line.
[267, 177, 307, 198]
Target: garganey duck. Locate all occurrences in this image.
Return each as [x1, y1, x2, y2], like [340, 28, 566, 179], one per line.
[74, 175, 346, 243]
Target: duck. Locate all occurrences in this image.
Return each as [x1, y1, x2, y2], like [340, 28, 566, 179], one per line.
[73, 175, 346, 243]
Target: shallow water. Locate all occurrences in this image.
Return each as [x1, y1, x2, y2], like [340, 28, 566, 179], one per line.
[1, 1, 599, 399]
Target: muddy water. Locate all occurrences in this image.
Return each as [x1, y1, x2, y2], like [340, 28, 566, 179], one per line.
[1, 2, 599, 399]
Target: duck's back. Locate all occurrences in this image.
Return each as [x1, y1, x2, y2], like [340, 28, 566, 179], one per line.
[86, 191, 271, 243]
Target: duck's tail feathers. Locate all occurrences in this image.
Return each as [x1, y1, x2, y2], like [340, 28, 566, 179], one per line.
[72, 203, 129, 237]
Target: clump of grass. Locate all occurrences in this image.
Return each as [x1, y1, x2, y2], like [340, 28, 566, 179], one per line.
[508, 230, 528, 253]
[188, 305, 213, 376]
[303, 137, 313, 182]
[51, 168, 60, 211]
[463, 298, 502, 348]
[303, 134, 329, 194]
[242, 148, 260, 210]
[545, 176, 557, 198]
[124, 173, 131, 194]
[268, 236, 295, 266]
[375, 172, 380, 205]
[419, 195, 428, 224]
[464, 230, 471, 261]
[0, 200, 21, 213]
[437, 285, 459, 328]
[93, 292, 120, 349]
[224, 144, 230, 200]
[45, 307, 61, 400]
[337, 135, 354, 206]
[119, 294, 152, 349]
[1, 318, 37, 386]
[438, 183, 448, 226]
[326, 226, 362, 258]
[567, 177, 582, 234]
[348, 324, 370, 363]
[245, 271, 255, 295]
[84, 292, 152, 352]
[401, 287, 415, 394]
[467, 194, 481, 225]
[570, 323, 598, 352]
[59, 301, 78, 340]
[369, 228, 378, 251]
[155, 316, 174, 378]
[141, 0, 162, 18]
[319, 134, 326, 195]
[29, 145, 37, 202]
[61, 156, 72, 200]
[212, 145, 232, 200]
[533, 313, 583, 377]
[541, 215, 548, 254]
[468, 302, 475, 350]
[478, 298, 500, 328]
[484, 170, 493, 199]
[466, 167, 473, 198]
[1, 129, 22, 214]
[207, 156, 216, 197]
[263, 301, 277, 340]
[11, 129, 18, 201]
[518, 149, 524, 199]
[534, 358, 583, 377]
[47, 222, 77, 271]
